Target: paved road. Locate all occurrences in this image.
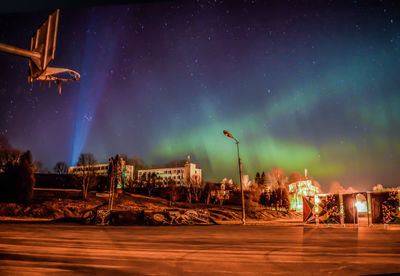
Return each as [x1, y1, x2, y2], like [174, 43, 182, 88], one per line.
[0, 223, 399, 275]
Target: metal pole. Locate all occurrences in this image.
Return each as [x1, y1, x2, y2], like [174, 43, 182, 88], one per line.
[367, 192, 371, 227]
[236, 141, 246, 224]
[0, 42, 41, 60]
[353, 194, 356, 226]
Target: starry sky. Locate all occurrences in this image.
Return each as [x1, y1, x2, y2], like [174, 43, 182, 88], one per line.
[0, 0, 399, 191]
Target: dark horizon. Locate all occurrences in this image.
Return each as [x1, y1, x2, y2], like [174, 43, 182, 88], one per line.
[0, 1, 399, 191]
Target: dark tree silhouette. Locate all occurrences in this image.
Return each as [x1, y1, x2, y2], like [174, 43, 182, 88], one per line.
[18, 151, 35, 202]
[280, 187, 290, 211]
[53, 161, 68, 174]
[255, 172, 260, 186]
[1, 150, 35, 203]
[260, 171, 267, 189]
[0, 135, 21, 170]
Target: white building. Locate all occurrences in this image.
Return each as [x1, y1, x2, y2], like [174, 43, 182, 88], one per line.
[138, 162, 202, 186]
[68, 163, 135, 181]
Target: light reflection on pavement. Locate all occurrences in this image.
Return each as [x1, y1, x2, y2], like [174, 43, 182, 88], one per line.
[0, 223, 399, 275]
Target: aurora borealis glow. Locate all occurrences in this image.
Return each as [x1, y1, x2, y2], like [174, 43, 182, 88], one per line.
[0, 1, 399, 191]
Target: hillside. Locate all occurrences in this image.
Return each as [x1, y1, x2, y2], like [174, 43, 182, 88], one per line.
[0, 190, 301, 225]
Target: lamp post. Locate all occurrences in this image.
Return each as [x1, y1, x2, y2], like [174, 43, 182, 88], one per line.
[223, 130, 245, 224]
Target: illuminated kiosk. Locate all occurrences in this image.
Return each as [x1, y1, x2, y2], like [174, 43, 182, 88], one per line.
[303, 190, 400, 226]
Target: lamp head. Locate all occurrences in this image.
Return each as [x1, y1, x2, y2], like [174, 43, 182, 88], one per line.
[223, 130, 234, 139]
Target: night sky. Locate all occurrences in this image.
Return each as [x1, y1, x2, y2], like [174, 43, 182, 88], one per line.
[0, 1, 399, 191]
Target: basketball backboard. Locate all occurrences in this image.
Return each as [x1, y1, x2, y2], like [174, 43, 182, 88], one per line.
[0, 9, 79, 94]
[28, 9, 59, 82]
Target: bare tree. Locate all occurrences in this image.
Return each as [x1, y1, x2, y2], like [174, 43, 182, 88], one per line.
[33, 161, 43, 173]
[108, 154, 124, 210]
[267, 168, 286, 190]
[203, 182, 216, 204]
[167, 179, 179, 206]
[77, 153, 96, 200]
[288, 171, 304, 184]
[191, 175, 202, 202]
[146, 172, 157, 197]
[132, 155, 147, 180]
[185, 176, 192, 204]
[53, 161, 68, 174]
[329, 181, 346, 194]
[216, 188, 225, 206]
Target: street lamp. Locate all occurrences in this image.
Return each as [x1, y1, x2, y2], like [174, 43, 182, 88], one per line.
[223, 130, 245, 224]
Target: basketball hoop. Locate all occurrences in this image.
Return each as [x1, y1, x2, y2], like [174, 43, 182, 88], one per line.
[33, 67, 80, 94]
[0, 9, 80, 95]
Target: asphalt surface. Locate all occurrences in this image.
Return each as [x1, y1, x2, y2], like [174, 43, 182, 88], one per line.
[0, 223, 399, 275]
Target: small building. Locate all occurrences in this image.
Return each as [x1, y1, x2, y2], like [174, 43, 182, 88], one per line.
[138, 161, 201, 186]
